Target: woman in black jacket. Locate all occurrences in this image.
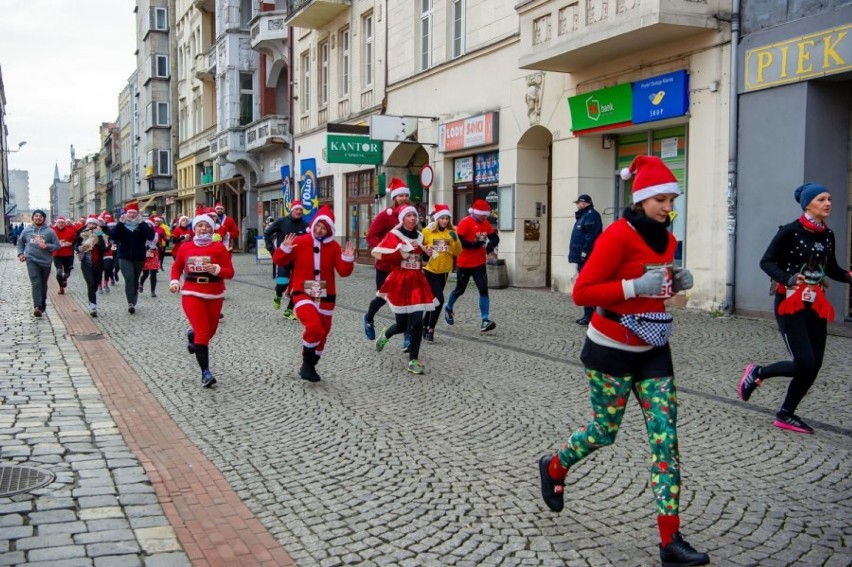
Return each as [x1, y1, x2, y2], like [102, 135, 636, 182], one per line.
[110, 204, 155, 314]
[739, 183, 852, 433]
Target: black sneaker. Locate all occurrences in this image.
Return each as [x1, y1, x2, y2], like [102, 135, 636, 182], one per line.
[738, 363, 761, 402]
[128, 304, 135, 314]
[402, 334, 411, 353]
[538, 455, 564, 512]
[423, 328, 434, 343]
[774, 412, 814, 434]
[480, 319, 496, 332]
[186, 329, 196, 355]
[575, 317, 590, 326]
[444, 308, 454, 326]
[201, 369, 217, 388]
[660, 532, 710, 567]
[299, 364, 321, 382]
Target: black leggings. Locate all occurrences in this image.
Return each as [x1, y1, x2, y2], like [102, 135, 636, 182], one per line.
[423, 271, 448, 330]
[81, 263, 104, 305]
[756, 294, 828, 415]
[53, 256, 74, 288]
[385, 311, 424, 360]
[365, 269, 391, 323]
[140, 269, 157, 293]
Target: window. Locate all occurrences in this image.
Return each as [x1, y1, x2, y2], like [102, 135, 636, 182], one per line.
[419, 0, 433, 71]
[362, 13, 373, 87]
[148, 101, 170, 128]
[239, 0, 252, 28]
[451, 0, 466, 59]
[318, 175, 334, 204]
[300, 51, 311, 113]
[347, 170, 374, 197]
[339, 28, 350, 97]
[149, 54, 169, 79]
[318, 41, 329, 107]
[147, 149, 171, 177]
[146, 6, 168, 34]
[239, 72, 253, 126]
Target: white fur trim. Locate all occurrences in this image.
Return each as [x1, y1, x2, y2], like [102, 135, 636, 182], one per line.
[193, 214, 216, 229]
[341, 254, 355, 262]
[312, 214, 335, 238]
[396, 205, 418, 224]
[390, 186, 410, 198]
[432, 210, 452, 220]
[620, 167, 633, 180]
[180, 290, 225, 299]
[212, 265, 221, 276]
[632, 182, 681, 203]
[469, 207, 490, 216]
[622, 279, 636, 300]
[278, 243, 293, 254]
[169, 279, 180, 287]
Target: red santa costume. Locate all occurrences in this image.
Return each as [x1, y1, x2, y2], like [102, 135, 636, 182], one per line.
[214, 202, 239, 250]
[170, 213, 235, 387]
[170, 216, 193, 258]
[272, 206, 355, 382]
[370, 205, 439, 374]
[52, 216, 79, 292]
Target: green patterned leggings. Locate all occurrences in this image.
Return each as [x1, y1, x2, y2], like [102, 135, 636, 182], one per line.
[557, 369, 680, 516]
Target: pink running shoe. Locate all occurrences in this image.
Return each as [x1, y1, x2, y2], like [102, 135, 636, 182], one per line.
[739, 363, 761, 402]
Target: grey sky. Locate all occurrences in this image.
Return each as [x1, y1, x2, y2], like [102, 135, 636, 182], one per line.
[1, 0, 136, 209]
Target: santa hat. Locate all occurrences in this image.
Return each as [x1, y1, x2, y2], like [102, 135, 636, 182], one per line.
[193, 213, 216, 230]
[125, 202, 139, 212]
[214, 202, 225, 209]
[432, 203, 452, 221]
[311, 205, 335, 239]
[397, 205, 419, 225]
[176, 215, 189, 225]
[55, 216, 67, 224]
[620, 156, 680, 203]
[290, 199, 303, 211]
[469, 200, 491, 217]
[388, 177, 410, 199]
[84, 215, 100, 227]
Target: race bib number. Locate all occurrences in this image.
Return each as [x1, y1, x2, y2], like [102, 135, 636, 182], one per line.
[801, 288, 816, 303]
[146, 250, 155, 258]
[642, 263, 673, 299]
[304, 280, 327, 298]
[476, 232, 488, 242]
[30, 236, 44, 244]
[186, 256, 211, 273]
[433, 239, 449, 253]
[401, 256, 421, 270]
[111, 244, 118, 251]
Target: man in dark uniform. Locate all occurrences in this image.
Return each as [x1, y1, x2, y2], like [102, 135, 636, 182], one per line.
[264, 200, 310, 319]
[568, 194, 603, 325]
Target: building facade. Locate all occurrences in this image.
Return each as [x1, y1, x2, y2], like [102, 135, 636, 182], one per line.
[734, 0, 851, 324]
[8, 169, 30, 222]
[49, 164, 71, 221]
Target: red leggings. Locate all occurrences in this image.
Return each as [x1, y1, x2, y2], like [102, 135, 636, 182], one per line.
[181, 294, 223, 346]
[294, 298, 333, 355]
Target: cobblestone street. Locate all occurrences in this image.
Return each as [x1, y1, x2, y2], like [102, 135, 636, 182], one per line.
[2, 244, 850, 566]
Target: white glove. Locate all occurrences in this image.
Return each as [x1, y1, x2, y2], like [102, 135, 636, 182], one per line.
[672, 267, 693, 292]
[629, 269, 665, 298]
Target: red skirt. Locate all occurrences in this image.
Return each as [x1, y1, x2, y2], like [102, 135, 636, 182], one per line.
[378, 268, 438, 314]
[143, 250, 161, 271]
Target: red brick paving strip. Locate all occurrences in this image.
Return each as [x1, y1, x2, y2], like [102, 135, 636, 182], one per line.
[50, 287, 297, 567]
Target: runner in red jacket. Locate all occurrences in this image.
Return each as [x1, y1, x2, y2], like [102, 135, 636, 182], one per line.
[51, 216, 78, 294]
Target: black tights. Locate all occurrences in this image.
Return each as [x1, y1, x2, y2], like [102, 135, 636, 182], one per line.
[365, 269, 390, 323]
[755, 294, 827, 415]
[140, 269, 157, 293]
[386, 311, 424, 360]
[195, 345, 209, 372]
[423, 271, 448, 330]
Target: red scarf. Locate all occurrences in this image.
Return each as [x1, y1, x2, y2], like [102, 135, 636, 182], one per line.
[798, 214, 826, 233]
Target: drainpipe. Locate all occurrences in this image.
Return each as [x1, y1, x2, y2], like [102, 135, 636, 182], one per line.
[723, 0, 741, 315]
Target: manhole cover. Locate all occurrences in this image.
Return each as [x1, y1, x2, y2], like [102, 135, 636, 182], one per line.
[0, 465, 56, 497]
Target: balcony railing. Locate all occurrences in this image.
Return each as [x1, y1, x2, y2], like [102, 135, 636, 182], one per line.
[209, 128, 246, 158]
[285, 0, 349, 30]
[245, 115, 292, 152]
[250, 11, 289, 62]
[517, 0, 722, 73]
[360, 89, 373, 109]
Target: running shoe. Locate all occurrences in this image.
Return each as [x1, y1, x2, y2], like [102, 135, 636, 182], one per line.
[375, 329, 389, 352]
[480, 319, 497, 332]
[423, 328, 434, 343]
[407, 359, 425, 375]
[363, 313, 376, 340]
[538, 455, 565, 512]
[774, 413, 814, 434]
[273, 296, 282, 310]
[104, 285, 110, 294]
[282, 309, 297, 320]
[128, 304, 135, 315]
[659, 533, 710, 567]
[58, 287, 65, 295]
[738, 363, 761, 402]
[444, 308, 455, 326]
[201, 369, 217, 388]
[33, 307, 42, 318]
[402, 333, 411, 353]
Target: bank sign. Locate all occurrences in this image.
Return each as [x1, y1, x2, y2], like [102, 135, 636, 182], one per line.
[745, 22, 852, 92]
[326, 135, 383, 164]
[568, 83, 632, 133]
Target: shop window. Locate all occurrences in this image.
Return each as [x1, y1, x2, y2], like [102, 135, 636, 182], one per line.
[318, 175, 334, 205]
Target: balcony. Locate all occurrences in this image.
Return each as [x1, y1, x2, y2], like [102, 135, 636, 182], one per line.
[286, 0, 349, 30]
[245, 115, 292, 152]
[195, 53, 213, 81]
[250, 11, 289, 62]
[192, 0, 214, 13]
[209, 128, 246, 159]
[516, 0, 723, 73]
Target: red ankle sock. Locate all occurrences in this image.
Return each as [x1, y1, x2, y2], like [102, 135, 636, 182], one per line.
[548, 454, 568, 481]
[658, 515, 680, 547]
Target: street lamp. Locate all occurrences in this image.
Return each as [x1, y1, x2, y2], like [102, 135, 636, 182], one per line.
[4, 141, 27, 153]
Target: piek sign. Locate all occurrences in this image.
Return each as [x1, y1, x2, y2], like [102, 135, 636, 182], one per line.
[326, 135, 383, 164]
